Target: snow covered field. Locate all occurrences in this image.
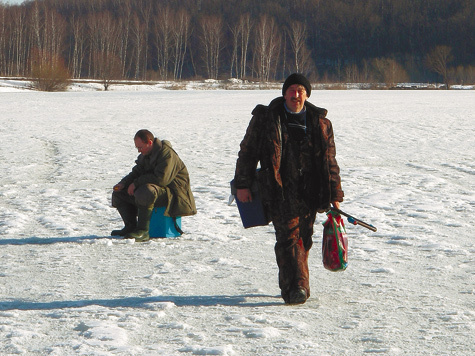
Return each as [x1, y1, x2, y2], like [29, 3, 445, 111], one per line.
[0, 86, 473, 355]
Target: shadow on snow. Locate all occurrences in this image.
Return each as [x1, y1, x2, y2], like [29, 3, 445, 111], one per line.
[0, 235, 142, 245]
[0, 294, 284, 310]
[0, 236, 287, 309]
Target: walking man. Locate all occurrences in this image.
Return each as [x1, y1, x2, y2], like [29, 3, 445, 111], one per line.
[234, 74, 344, 304]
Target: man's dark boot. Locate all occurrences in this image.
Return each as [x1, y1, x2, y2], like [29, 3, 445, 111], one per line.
[111, 204, 137, 236]
[124, 206, 153, 242]
[288, 287, 308, 305]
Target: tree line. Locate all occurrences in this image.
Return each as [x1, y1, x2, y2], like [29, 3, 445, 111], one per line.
[1, 0, 474, 87]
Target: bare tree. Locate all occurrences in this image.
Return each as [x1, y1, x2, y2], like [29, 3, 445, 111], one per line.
[425, 45, 453, 89]
[30, 1, 66, 73]
[131, 13, 146, 79]
[138, 1, 152, 80]
[372, 57, 409, 86]
[344, 62, 359, 83]
[31, 1, 44, 59]
[287, 21, 311, 74]
[335, 59, 343, 83]
[452, 64, 475, 86]
[94, 50, 122, 90]
[87, 11, 119, 79]
[69, 14, 86, 78]
[361, 58, 372, 82]
[253, 15, 280, 82]
[229, 20, 241, 78]
[229, 13, 252, 79]
[153, 5, 173, 79]
[171, 9, 191, 80]
[239, 14, 252, 79]
[0, 6, 6, 75]
[87, 12, 122, 87]
[9, 5, 28, 76]
[48, 9, 67, 68]
[117, 0, 132, 78]
[86, 12, 99, 77]
[200, 15, 222, 79]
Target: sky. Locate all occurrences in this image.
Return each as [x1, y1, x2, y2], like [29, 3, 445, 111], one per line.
[2, 0, 26, 5]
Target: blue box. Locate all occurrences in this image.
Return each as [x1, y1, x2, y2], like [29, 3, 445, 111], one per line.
[235, 195, 269, 228]
[149, 207, 182, 238]
[232, 181, 270, 228]
[230, 172, 270, 229]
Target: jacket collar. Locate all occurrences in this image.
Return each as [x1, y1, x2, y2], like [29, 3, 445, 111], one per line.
[269, 96, 328, 118]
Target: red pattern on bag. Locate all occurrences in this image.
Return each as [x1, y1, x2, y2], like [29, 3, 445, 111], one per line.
[322, 211, 348, 271]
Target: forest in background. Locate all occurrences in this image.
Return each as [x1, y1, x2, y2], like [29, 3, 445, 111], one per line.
[1, 0, 474, 88]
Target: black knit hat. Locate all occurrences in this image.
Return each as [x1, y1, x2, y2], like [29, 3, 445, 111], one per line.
[282, 73, 311, 97]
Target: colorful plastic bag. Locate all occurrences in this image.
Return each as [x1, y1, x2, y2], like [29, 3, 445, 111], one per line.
[322, 210, 348, 271]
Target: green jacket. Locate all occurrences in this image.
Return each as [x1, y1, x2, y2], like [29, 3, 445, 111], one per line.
[120, 139, 197, 217]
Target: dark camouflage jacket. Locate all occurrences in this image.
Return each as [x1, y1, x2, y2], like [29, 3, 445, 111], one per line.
[234, 97, 344, 216]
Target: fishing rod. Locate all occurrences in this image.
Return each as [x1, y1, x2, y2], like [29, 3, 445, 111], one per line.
[330, 207, 377, 232]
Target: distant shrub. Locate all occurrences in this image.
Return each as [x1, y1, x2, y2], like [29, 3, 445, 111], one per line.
[371, 58, 409, 86]
[30, 49, 70, 92]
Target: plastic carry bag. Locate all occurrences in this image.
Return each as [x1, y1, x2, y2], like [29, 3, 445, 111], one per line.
[322, 210, 348, 271]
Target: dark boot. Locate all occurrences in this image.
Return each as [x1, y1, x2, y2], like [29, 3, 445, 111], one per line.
[275, 239, 310, 304]
[288, 287, 308, 305]
[111, 204, 137, 236]
[124, 206, 153, 242]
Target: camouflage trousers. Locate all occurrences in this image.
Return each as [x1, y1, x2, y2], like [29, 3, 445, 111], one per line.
[272, 210, 317, 303]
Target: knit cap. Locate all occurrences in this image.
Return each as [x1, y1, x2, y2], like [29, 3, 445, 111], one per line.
[282, 73, 311, 97]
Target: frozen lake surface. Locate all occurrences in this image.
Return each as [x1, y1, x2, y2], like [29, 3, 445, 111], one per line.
[0, 88, 474, 355]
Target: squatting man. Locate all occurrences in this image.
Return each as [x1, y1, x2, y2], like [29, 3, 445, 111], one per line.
[234, 73, 344, 305]
[111, 129, 196, 242]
